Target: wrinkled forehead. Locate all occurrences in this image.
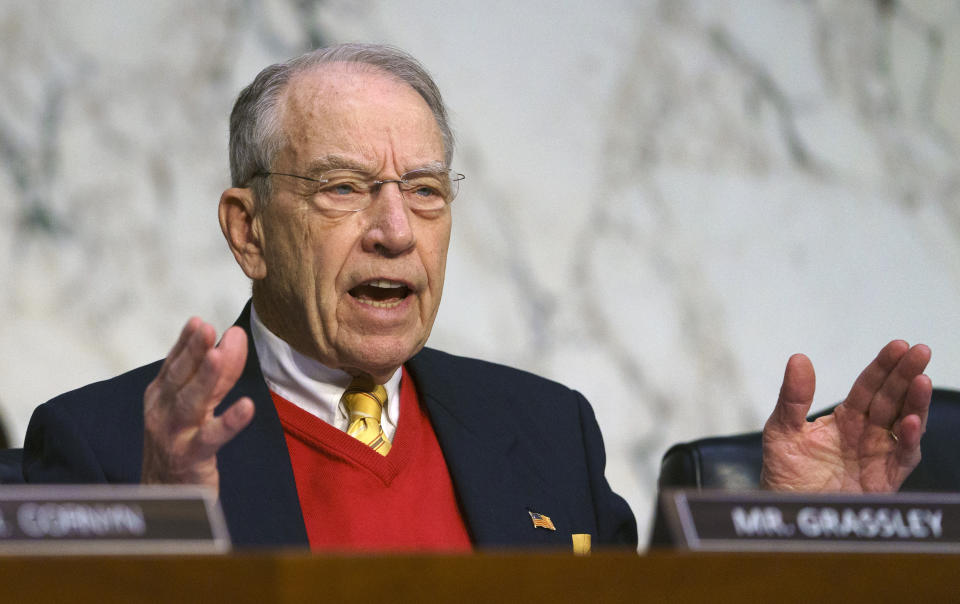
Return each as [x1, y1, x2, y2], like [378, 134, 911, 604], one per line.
[282, 62, 388, 111]
[276, 63, 444, 160]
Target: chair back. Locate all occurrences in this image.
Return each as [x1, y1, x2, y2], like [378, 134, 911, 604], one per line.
[0, 448, 24, 484]
[651, 388, 960, 546]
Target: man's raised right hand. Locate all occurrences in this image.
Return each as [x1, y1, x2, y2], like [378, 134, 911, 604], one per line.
[141, 318, 255, 497]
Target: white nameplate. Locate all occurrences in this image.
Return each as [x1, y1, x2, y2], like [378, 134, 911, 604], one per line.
[0, 485, 229, 555]
[661, 489, 960, 553]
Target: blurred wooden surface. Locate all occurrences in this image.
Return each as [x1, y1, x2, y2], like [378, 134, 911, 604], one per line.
[0, 551, 955, 603]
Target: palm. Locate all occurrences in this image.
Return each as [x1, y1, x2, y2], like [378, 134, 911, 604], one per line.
[760, 342, 931, 494]
[141, 319, 255, 495]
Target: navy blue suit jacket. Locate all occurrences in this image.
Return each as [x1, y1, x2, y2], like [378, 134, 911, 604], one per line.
[23, 305, 637, 549]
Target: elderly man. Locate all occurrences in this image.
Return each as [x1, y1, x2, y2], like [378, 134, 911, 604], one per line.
[23, 44, 932, 551]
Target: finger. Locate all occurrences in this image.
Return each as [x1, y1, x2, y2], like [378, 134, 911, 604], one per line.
[208, 326, 249, 403]
[896, 414, 923, 452]
[893, 412, 924, 480]
[867, 344, 931, 427]
[899, 373, 933, 434]
[843, 340, 909, 414]
[161, 327, 248, 427]
[152, 318, 201, 385]
[766, 353, 816, 432]
[164, 317, 202, 367]
[173, 348, 230, 424]
[192, 397, 255, 460]
[158, 319, 218, 389]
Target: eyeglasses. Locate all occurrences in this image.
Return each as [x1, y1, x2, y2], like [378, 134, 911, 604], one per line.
[251, 168, 465, 213]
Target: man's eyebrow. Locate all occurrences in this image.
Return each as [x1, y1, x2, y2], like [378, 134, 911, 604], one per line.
[303, 155, 370, 175]
[406, 160, 447, 173]
[301, 156, 449, 176]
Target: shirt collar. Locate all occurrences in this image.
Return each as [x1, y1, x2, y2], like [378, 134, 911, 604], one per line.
[248, 304, 401, 432]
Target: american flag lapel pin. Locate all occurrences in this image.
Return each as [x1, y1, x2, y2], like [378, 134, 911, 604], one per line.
[528, 510, 556, 531]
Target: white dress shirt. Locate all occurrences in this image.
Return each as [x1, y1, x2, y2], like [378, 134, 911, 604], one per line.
[248, 304, 401, 441]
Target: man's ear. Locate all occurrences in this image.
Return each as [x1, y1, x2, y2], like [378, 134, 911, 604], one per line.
[219, 187, 267, 279]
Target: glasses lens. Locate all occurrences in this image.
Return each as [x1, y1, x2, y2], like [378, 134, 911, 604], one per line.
[304, 168, 465, 212]
[400, 170, 455, 210]
[449, 172, 464, 201]
[316, 170, 370, 211]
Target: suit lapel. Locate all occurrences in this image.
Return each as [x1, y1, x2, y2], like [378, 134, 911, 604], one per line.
[209, 308, 573, 549]
[215, 303, 309, 548]
[407, 350, 572, 549]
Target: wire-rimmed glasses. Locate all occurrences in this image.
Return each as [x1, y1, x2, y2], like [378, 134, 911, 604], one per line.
[252, 168, 465, 213]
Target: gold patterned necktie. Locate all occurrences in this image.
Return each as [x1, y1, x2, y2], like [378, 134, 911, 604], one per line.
[342, 376, 391, 456]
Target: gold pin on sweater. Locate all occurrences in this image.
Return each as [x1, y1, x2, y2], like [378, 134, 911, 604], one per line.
[572, 533, 591, 555]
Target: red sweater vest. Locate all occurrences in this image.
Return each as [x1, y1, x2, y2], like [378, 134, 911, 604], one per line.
[271, 368, 472, 552]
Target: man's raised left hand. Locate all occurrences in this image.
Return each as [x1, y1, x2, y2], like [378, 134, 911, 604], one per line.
[761, 340, 932, 493]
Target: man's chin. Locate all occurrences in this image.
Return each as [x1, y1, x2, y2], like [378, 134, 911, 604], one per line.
[335, 337, 427, 382]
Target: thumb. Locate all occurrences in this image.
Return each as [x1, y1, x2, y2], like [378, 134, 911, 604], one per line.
[767, 353, 816, 432]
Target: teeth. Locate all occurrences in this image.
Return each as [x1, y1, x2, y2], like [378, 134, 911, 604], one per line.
[367, 279, 405, 289]
[357, 298, 404, 309]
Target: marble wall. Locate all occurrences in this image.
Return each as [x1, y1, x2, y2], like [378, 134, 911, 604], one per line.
[2, 0, 959, 544]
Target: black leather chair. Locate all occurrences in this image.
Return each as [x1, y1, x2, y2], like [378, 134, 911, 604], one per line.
[0, 406, 22, 484]
[650, 388, 960, 546]
[0, 448, 24, 484]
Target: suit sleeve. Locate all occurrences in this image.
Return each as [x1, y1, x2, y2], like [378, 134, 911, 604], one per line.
[575, 391, 638, 547]
[23, 401, 110, 483]
[22, 361, 154, 484]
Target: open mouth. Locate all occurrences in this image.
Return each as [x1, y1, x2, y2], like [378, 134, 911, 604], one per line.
[349, 279, 411, 309]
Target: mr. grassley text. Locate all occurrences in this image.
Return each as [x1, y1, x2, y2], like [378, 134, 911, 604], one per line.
[731, 506, 943, 539]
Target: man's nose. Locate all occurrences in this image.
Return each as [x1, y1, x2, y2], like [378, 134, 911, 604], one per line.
[361, 181, 415, 256]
